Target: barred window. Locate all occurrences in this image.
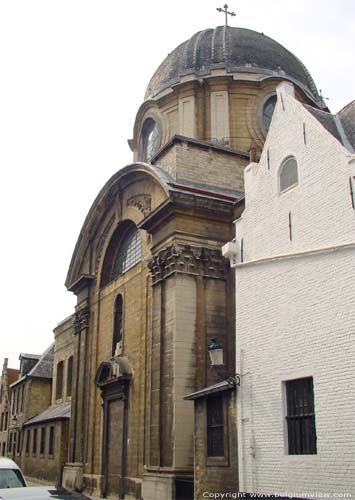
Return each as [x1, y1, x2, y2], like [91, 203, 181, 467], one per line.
[286, 377, 317, 454]
[207, 394, 224, 457]
[279, 157, 298, 192]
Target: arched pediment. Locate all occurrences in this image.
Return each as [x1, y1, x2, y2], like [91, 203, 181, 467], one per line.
[65, 163, 172, 291]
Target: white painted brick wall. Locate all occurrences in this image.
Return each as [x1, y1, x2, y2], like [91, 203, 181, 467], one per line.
[234, 86, 355, 497]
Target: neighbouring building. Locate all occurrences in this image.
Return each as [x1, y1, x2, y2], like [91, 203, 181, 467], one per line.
[224, 82, 355, 497]
[8, 347, 53, 470]
[59, 25, 329, 500]
[0, 359, 19, 457]
[22, 316, 74, 485]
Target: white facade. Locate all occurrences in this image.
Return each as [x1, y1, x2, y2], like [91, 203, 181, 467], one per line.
[232, 83, 355, 497]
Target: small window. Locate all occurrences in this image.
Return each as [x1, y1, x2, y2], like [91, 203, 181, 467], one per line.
[140, 117, 160, 162]
[8, 433, 12, 453]
[40, 427, 46, 455]
[286, 377, 317, 455]
[49, 426, 55, 455]
[25, 429, 31, 454]
[56, 361, 64, 400]
[66, 356, 73, 397]
[16, 431, 21, 454]
[207, 393, 225, 457]
[112, 295, 123, 356]
[279, 156, 298, 193]
[32, 428, 37, 455]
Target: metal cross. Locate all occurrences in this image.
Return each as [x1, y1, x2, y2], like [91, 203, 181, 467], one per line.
[216, 4, 236, 26]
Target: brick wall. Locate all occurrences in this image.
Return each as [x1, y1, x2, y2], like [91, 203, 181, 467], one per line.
[234, 86, 355, 496]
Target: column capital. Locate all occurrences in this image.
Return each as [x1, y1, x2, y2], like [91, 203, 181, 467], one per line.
[148, 243, 229, 284]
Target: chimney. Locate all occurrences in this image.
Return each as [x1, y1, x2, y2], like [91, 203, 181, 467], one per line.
[249, 147, 258, 163]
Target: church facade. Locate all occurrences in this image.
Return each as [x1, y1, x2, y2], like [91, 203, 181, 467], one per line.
[60, 26, 329, 500]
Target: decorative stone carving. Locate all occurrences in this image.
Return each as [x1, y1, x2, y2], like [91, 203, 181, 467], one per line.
[148, 244, 229, 284]
[74, 306, 90, 335]
[127, 194, 152, 217]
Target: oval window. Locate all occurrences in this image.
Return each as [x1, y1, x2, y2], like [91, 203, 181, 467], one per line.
[262, 95, 277, 133]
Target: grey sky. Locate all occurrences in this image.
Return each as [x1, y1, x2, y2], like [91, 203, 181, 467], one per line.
[0, 0, 354, 368]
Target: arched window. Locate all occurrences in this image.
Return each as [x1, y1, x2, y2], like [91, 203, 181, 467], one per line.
[111, 225, 142, 279]
[140, 117, 160, 162]
[66, 356, 73, 397]
[279, 156, 298, 193]
[101, 221, 142, 287]
[55, 361, 64, 400]
[112, 295, 123, 356]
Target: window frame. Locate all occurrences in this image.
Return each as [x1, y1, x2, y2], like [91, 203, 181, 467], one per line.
[285, 377, 317, 455]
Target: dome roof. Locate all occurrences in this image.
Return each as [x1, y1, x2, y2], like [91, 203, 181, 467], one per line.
[145, 26, 320, 102]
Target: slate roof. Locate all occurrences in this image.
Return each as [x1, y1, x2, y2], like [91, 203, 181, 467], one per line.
[145, 26, 320, 102]
[304, 103, 355, 152]
[24, 401, 71, 426]
[337, 100, 355, 152]
[19, 353, 41, 360]
[11, 343, 54, 387]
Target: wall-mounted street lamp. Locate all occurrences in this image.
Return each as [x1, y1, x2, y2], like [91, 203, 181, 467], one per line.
[208, 338, 240, 387]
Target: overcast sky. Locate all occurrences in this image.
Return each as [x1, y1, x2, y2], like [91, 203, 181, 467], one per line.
[1, 0, 354, 368]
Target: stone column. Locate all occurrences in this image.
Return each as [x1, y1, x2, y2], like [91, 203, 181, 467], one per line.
[63, 301, 90, 492]
[142, 244, 229, 500]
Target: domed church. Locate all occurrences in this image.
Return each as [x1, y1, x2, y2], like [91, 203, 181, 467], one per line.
[61, 23, 327, 500]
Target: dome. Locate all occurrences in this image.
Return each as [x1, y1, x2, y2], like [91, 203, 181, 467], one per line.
[145, 26, 320, 102]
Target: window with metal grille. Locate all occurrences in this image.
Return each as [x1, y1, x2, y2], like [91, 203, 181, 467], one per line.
[206, 394, 224, 457]
[111, 226, 142, 280]
[49, 426, 55, 455]
[40, 427, 46, 455]
[279, 156, 298, 193]
[286, 377, 317, 454]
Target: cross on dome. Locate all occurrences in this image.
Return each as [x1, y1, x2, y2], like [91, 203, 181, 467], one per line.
[216, 3, 236, 26]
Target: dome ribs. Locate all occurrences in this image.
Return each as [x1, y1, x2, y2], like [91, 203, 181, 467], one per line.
[144, 27, 320, 103]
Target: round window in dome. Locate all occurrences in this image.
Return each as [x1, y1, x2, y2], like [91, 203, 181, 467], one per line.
[140, 118, 160, 162]
[262, 95, 277, 133]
